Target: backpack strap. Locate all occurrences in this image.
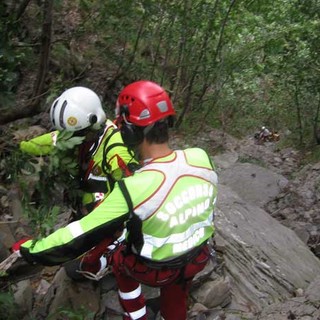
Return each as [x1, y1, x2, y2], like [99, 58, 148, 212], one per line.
[118, 180, 144, 254]
[101, 128, 136, 176]
[118, 180, 133, 214]
[101, 128, 122, 174]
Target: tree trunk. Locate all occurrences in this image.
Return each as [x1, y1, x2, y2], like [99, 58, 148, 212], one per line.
[294, 82, 303, 145]
[314, 94, 320, 144]
[0, 0, 53, 125]
[31, 0, 53, 108]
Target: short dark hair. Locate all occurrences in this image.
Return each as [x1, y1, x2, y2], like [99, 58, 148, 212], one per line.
[144, 120, 169, 144]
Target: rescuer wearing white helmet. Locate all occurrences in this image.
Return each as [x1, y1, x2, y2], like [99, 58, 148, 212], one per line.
[50, 86, 106, 132]
[20, 86, 138, 215]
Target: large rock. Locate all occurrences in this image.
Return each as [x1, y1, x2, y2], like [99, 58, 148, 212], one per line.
[215, 184, 320, 313]
[258, 275, 320, 319]
[217, 163, 289, 207]
[32, 268, 101, 319]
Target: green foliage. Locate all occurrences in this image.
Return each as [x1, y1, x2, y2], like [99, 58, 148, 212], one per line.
[48, 305, 95, 320]
[300, 145, 320, 165]
[0, 3, 35, 107]
[21, 201, 61, 238]
[2, 0, 320, 153]
[7, 131, 85, 237]
[0, 292, 20, 319]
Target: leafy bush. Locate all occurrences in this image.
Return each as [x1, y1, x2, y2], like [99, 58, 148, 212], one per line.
[0, 292, 20, 320]
[5, 130, 85, 237]
[48, 305, 95, 320]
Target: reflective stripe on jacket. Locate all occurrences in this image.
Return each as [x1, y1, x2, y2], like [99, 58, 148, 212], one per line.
[20, 148, 217, 266]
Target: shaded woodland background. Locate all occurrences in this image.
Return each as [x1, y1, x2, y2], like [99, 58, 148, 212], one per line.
[1, 1, 320, 319]
[1, 0, 320, 150]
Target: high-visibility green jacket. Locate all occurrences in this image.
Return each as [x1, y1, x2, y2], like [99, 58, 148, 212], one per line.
[19, 120, 138, 207]
[20, 148, 217, 265]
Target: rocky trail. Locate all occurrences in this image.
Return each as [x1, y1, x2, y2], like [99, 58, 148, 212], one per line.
[0, 126, 320, 320]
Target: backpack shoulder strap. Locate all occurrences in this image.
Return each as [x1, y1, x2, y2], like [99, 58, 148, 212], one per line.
[101, 128, 121, 174]
[118, 180, 134, 217]
[101, 128, 135, 175]
[117, 180, 143, 254]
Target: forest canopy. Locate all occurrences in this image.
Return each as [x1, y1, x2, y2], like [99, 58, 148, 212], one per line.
[1, 0, 320, 146]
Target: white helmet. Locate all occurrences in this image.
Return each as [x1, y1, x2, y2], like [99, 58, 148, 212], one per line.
[50, 86, 106, 131]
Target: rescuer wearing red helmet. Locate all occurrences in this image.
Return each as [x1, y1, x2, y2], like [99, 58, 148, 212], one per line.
[13, 80, 218, 320]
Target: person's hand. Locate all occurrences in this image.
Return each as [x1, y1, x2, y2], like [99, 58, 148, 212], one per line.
[11, 238, 31, 257]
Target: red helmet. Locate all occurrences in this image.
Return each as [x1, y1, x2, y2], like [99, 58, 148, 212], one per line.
[116, 80, 175, 127]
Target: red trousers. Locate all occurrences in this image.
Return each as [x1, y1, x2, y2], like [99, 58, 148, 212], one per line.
[111, 245, 210, 320]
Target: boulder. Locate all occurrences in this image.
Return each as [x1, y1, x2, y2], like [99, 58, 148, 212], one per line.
[215, 184, 320, 313]
[258, 275, 320, 319]
[217, 163, 289, 207]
